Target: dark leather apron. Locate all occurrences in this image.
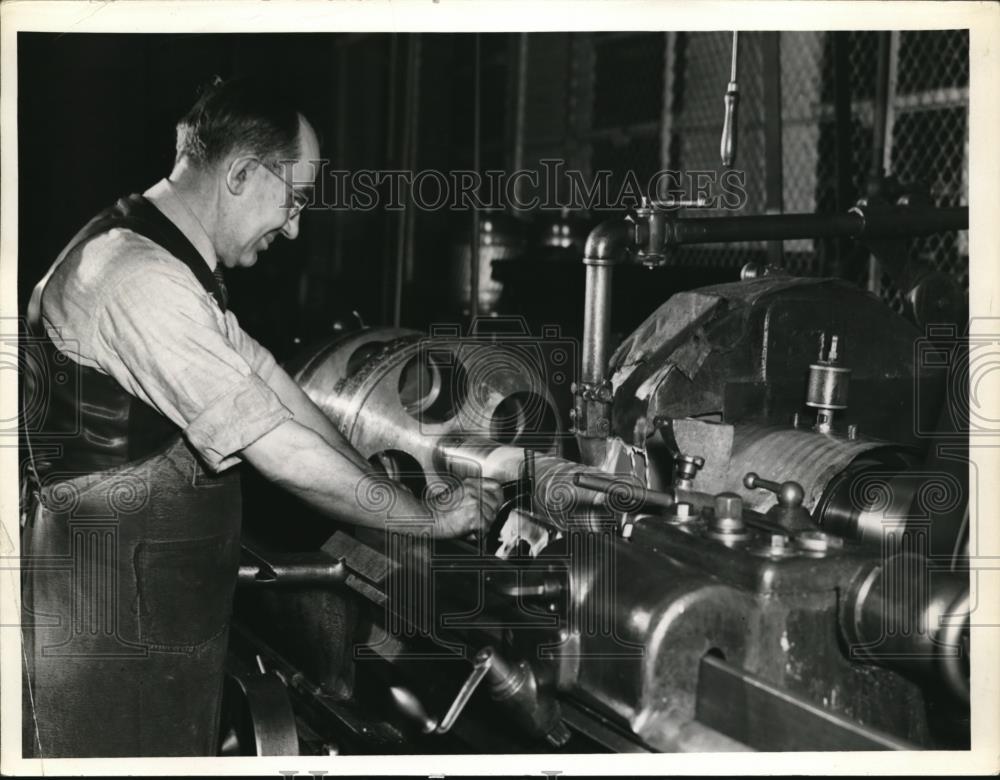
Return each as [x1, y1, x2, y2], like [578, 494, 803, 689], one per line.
[21, 195, 242, 757]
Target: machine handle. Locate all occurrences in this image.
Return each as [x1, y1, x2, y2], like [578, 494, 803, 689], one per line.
[437, 647, 495, 733]
[572, 473, 675, 512]
[743, 472, 805, 508]
[390, 647, 495, 735]
[720, 31, 740, 168]
[721, 84, 740, 168]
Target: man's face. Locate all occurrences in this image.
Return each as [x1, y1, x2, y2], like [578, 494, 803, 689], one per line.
[219, 115, 321, 268]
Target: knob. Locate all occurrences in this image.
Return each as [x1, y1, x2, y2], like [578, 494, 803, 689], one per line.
[743, 472, 804, 507]
[744, 473, 814, 533]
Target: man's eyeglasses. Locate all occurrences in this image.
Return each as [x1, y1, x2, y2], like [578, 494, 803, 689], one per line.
[258, 160, 310, 220]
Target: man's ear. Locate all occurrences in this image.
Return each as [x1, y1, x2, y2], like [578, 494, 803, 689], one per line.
[226, 156, 258, 196]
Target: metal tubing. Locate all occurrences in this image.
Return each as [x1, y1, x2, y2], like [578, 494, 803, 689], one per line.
[238, 559, 347, 587]
[673, 212, 861, 243]
[855, 205, 968, 239]
[832, 31, 853, 276]
[762, 31, 784, 267]
[665, 207, 966, 246]
[582, 218, 632, 263]
[470, 34, 482, 321]
[581, 218, 630, 386]
[582, 263, 614, 385]
[871, 32, 892, 179]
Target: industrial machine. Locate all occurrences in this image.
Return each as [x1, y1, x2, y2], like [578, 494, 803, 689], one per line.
[227, 193, 971, 755]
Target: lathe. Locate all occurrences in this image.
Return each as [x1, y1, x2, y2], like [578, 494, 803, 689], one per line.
[227, 197, 970, 755]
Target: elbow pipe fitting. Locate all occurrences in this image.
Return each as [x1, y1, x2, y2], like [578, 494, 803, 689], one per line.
[583, 218, 634, 266]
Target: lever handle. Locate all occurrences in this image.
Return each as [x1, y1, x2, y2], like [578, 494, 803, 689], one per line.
[436, 647, 494, 733]
[390, 647, 495, 735]
[743, 472, 805, 508]
[721, 30, 740, 168]
[572, 473, 675, 512]
[720, 82, 740, 168]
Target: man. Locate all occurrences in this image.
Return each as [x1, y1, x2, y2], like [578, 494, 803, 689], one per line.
[21, 77, 501, 757]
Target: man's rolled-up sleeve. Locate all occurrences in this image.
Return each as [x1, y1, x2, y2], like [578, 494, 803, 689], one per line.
[93, 261, 293, 472]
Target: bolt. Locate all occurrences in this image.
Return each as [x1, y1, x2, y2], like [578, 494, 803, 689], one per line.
[545, 720, 572, 748]
[848, 424, 858, 440]
[714, 492, 743, 521]
[710, 492, 746, 536]
[673, 502, 693, 520]
[792, 412, 800, 428]
[769, 533, 789, 549]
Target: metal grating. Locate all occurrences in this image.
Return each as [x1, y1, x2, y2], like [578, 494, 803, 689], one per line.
[515, 30, 968, 313]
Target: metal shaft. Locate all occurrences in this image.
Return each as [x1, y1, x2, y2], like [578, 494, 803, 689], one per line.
[582, 262, 614, 385]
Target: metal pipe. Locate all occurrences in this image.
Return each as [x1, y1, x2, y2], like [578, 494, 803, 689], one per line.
[831, 31, 853, 277]
[392, 36, 419, 327]
[469, 34, 482, 321]
[582, 263, 614, 386]
[762, 31, 784, 267]
[403, 35, 422, 288]
[581, 219, 631, 385]
[382, 35, 399, 324]
[237, 558, 347, 587]
[512, 33, 528, 175]
[871, 31, 891, 179]
[664, 206, 967, 246]
[582, 216, 632, 262]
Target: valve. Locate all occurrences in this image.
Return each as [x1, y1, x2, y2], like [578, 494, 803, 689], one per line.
[743, 472, 816, 532]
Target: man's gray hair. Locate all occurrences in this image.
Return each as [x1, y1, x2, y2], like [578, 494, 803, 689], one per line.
[175, 76, 302, 168]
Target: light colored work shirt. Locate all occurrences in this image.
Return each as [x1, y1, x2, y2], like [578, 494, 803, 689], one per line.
[40, 178, 292, 472]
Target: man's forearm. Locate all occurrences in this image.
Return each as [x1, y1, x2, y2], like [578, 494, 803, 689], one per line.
[241, 419, 428, 528]
[261, 362, 371, 470]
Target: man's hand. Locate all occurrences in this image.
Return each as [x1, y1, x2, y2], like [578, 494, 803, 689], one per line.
[243, 420, 505, 538]
[426, 477, 503, 539]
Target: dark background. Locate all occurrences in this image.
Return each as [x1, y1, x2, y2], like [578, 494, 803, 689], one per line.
[18, 32, 518, 360]
[18, 31, 969, 364]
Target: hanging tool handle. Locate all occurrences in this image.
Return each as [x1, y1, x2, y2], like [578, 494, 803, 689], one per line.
[721, 31, 740, 168]
[720, 82, 740, 168]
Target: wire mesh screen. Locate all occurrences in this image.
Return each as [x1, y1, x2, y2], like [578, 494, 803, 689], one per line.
[669, 32, 767, 268]
[889, 30, 970, 298]
[516, 29, 968, 307]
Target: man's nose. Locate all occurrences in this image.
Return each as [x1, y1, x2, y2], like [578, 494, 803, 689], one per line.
[281, 212, 300, 240]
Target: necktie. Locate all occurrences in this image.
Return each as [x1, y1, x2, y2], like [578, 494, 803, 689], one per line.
[212, 265, 229, 310]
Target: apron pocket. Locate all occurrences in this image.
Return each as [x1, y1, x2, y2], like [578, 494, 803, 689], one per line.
[133, 534, 236, 651]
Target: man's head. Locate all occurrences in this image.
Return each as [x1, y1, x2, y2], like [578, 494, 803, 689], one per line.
[174, 77, 320, 268]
